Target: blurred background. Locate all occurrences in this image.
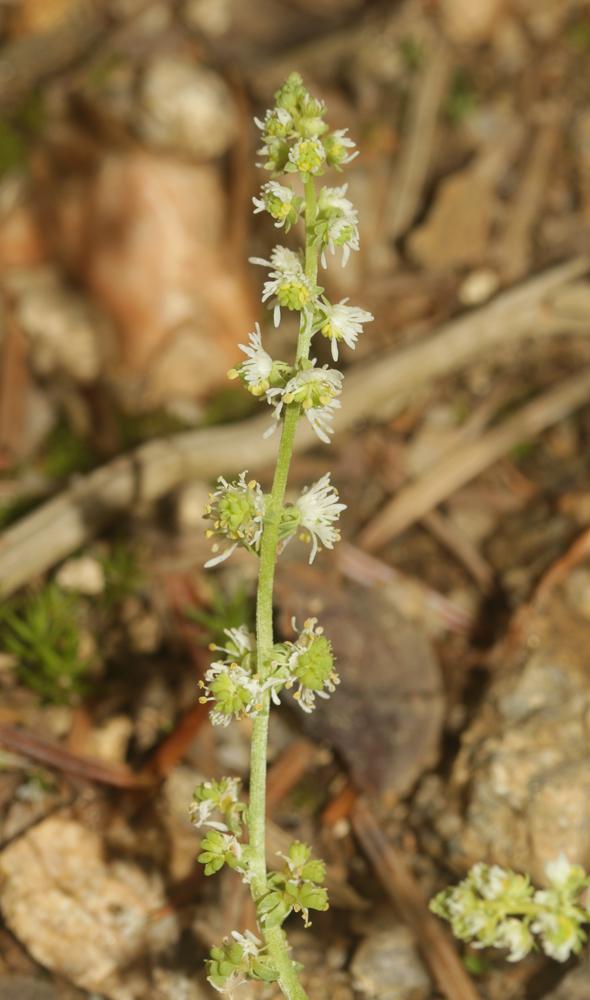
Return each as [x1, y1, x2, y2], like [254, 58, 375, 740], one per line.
[1, 1, 590, 998]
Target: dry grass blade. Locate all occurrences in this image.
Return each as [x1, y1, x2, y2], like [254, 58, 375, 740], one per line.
[359, 367, 590, 551]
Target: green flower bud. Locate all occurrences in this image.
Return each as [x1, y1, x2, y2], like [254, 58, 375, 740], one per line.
[258, 888, 291, 928]
[276, 275, 312, 312]
[292, 635, 334, 691]
[286, 137, 326, 176]
[208, 669, 254, 720]
[206, 931, 274, 992]
[198, 830, 235, 876]
[298, 882, 329, 915]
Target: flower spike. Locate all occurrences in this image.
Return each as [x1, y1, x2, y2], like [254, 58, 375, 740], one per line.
[197, 73, 372, 999]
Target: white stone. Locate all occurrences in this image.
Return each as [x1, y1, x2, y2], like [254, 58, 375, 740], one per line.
[56, 555, 105, 595]
[139, 58, 237, 160]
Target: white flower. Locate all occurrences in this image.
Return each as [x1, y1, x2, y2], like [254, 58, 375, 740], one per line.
[252, 181, 300, 229]
[471, 863, 507, 901]
[545, 853, 578, 890]
[295, 474, 346, 563]
[189, 776, 243, 833]
[250, 246, 312, 327]
[266, 365, 343, 444]
[324, 128, 358, 167]
[317, 298, 373, 361]
[317, 185, 359, 267]
[211, 625, 253, 659]
[254, 106, 292, 134]
[190, 795, 219, 829]
[531, 912, 582, 962]
[235, 323, 274, 394]
[230, 929, 262, 958]
[287, 136, 326, 175]
[495, 919, 534, 962]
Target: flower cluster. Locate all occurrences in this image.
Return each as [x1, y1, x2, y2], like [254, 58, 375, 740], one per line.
[431, 855, 590, 964]
[250, 246, 316, 328]
[197, 625, 283, 726]
[228, 323, 292, 398]
[258, 841, 329, 929]
[204, 469, 345, 569]
[204, 474, 265, 568]
[272, 617, 340, 713]
[190, 777, 246, 834]
[255, 72, 357, 177]
[294, 474, 346, 561]
[206, 931, 278, 994]
[198, 618, 339, 730]
[247, 72, 372, 446]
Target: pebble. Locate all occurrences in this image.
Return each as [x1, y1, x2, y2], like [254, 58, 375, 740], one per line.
[138, 57, 237, 160]
[55, 556, 105, 595]
[351, 926, 431, 1000]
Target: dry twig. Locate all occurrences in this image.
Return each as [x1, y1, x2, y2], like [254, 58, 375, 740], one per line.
[352, 797, 481, 1000]
[0, 722, 151, 788]
[495, 118, 561, 282]
[383, 37, 452, 242]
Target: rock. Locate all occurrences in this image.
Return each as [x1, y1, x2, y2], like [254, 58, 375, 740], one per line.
[175, 481, 210, 533]
[408, 163, 497, 271]
[152, 968, 209, 999]
[0, 817, 166, 999]
[7, 0, 76, 35]
[55, 151, 249, 411]
[542, 960, 590, 999]
[282, 583, 444, 798]
[159, 766, 201, 880]
[138, 57, 237, 160]
[85, 715, 133, 765]
[284, 929, 355, 1000]
[10, 267, 107, 382]
[458, 268, 500, 306]
[439, 0, 506, 45]
[0, 976, 57, 1000]
[351, 926, 431, 1000]
[55, 556, 105, 595]
[183, 0, 232, 36]
[447, 587, 590, 881]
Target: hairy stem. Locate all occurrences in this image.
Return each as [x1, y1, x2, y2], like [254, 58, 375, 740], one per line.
[248, 176, 318, 1000]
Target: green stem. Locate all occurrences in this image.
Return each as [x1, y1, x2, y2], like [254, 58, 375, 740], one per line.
[248, 175, 319, 1000]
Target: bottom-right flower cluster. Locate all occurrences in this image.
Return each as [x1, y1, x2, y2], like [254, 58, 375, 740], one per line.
[431, 855, 590, 963]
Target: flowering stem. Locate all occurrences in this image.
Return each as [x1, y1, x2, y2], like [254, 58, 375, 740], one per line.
[248, 176, 319, 1000]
